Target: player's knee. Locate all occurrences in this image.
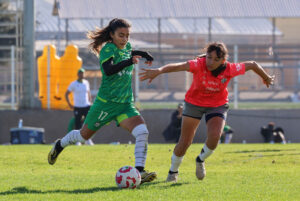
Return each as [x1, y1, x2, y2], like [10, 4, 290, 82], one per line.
[131, 124, 149, 139]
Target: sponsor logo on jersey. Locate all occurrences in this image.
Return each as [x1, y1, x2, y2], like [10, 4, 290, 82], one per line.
[221, 78, 227, 83]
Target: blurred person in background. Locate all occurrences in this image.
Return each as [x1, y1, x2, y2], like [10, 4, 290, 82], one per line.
[140, 41, 274, 182]
[261, 122, 286, 144]
[220, 124, 234, 144]
[65, 68, 94, 145]
[163, 103, 183, 143]
[48, 18, 156, 184]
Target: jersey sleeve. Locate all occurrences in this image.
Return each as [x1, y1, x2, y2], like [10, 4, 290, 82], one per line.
[228, 62, 246, 77]
[67, 82, 75, 92]
[100, 44, 115, 65]
[188, 57, 202, 73]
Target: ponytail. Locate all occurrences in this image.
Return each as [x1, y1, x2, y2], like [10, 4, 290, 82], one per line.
[87, 18, 131, 56]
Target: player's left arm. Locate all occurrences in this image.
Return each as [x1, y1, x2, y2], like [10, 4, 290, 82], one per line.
[243, 61, 275, 88]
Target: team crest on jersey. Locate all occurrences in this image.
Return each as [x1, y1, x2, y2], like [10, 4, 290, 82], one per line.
[105, 48, 111, 52]
[221, 78, 227, 83]
[236, 64, 241, 71]
[94, 123, 100, 127]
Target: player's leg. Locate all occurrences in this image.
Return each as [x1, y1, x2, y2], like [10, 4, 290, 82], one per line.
[166, 116, 200, 182]
[196, 104, 228, 180]
[48, 100, 109, 165]
[48, 125, 96, 165]
[74, 107, 82, 130]
[82, 106, 94, 145]
[119, 109, 157, 184]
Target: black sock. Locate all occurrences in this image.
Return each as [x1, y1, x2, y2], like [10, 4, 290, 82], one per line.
[169, 170, 178, 174]
[196, 156, 204, 163]
[135, 166, 144, 172]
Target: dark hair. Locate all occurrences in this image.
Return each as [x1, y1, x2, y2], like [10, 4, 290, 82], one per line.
[87, 18, 131, 55]
[205, 42, 228, 59]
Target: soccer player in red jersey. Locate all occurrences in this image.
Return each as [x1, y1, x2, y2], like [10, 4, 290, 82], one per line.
[139, 42, 274, 182]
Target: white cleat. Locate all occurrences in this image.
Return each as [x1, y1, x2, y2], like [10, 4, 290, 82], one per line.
[166, 172, 178, 182]
[85, 139, 94, 145]
[196, 161, 206, 180]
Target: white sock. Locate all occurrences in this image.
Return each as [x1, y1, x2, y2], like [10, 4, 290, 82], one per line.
[60, 130, 85, 148]
[170, 153, 184, 172]
[132, 124, 149, 168]
[199, 144, 214, 162]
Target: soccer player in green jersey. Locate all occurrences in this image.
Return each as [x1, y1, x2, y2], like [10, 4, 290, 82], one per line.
[48, 18, 157, 184]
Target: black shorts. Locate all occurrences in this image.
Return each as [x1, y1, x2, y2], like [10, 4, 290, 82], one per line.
[74, 106, 91, 129]
[182, 101, 229, 123]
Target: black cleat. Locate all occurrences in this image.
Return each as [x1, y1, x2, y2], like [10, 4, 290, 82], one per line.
[140, 170, 157, 184]
[48, 139, 64, 165]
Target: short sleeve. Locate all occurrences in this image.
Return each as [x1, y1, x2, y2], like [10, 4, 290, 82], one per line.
[67, 82, 75, 92]
[100, 43, 115, 65]
[188, 57, 203, 73]
[228, 62, 246, 77]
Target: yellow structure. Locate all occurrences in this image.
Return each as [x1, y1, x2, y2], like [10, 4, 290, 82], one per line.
[37, 45, 82, 110]
[37, 45, 60, 109]
[56, 45, 82, 110]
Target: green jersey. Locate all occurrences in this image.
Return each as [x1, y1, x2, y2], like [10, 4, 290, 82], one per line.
[98, 42, 134, 103]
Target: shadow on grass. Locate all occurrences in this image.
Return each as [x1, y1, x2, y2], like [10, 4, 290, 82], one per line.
[141, 180, 190, 189]
[247, 153, 300, 157]
[226, 149, 297, 154]
[1, 181, 190, 195]
[0, 186, 121, 195]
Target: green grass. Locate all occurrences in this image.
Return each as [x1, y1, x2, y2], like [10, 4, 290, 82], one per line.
[0, 144, 299, 201]
[139, 102, 300, 110]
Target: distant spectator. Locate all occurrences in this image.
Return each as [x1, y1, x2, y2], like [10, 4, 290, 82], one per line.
[273, 127, 286, 144]
[261, 122, 286, 143]
[162, 103, 183, 143]
[220, 124, 234, 144]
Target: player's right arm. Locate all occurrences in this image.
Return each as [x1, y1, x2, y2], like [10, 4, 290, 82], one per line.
[139, 62, 190, 84]
[65, 90, 73, 109]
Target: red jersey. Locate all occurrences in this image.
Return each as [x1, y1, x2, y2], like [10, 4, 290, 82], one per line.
[185, 57, 245, 107]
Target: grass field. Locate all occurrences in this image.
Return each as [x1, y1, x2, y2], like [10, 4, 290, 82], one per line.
[0, 144, 299, 201]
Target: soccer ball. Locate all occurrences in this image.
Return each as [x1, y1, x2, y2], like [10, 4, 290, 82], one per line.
[115, 166, 141, 189]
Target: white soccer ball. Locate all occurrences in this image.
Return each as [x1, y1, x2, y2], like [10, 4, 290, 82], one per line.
[115, 166, 141, 189]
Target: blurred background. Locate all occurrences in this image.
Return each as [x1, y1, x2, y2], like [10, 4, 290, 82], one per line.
[1, 0, 300, 144]
[1, 0, 300, 109]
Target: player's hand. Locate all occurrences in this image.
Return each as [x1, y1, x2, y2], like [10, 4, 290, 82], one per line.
[139, 68, 161, 84]
[263, 75, 275, 88]
[132, 55, 141, 64]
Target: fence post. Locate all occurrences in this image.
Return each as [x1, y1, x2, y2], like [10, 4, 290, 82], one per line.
[11, 45, 15, 109]
[233, 45, 238, 109]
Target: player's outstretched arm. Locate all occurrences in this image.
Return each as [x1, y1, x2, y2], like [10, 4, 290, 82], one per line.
[244, 61, 275, 88]
[139, 62, 190, 84]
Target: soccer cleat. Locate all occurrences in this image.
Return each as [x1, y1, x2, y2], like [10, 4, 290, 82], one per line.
[48, 139, 64, 165]
[196, 158, 206, 180]
[140, 170, 157, 184]
[166, 171, 178, 182]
